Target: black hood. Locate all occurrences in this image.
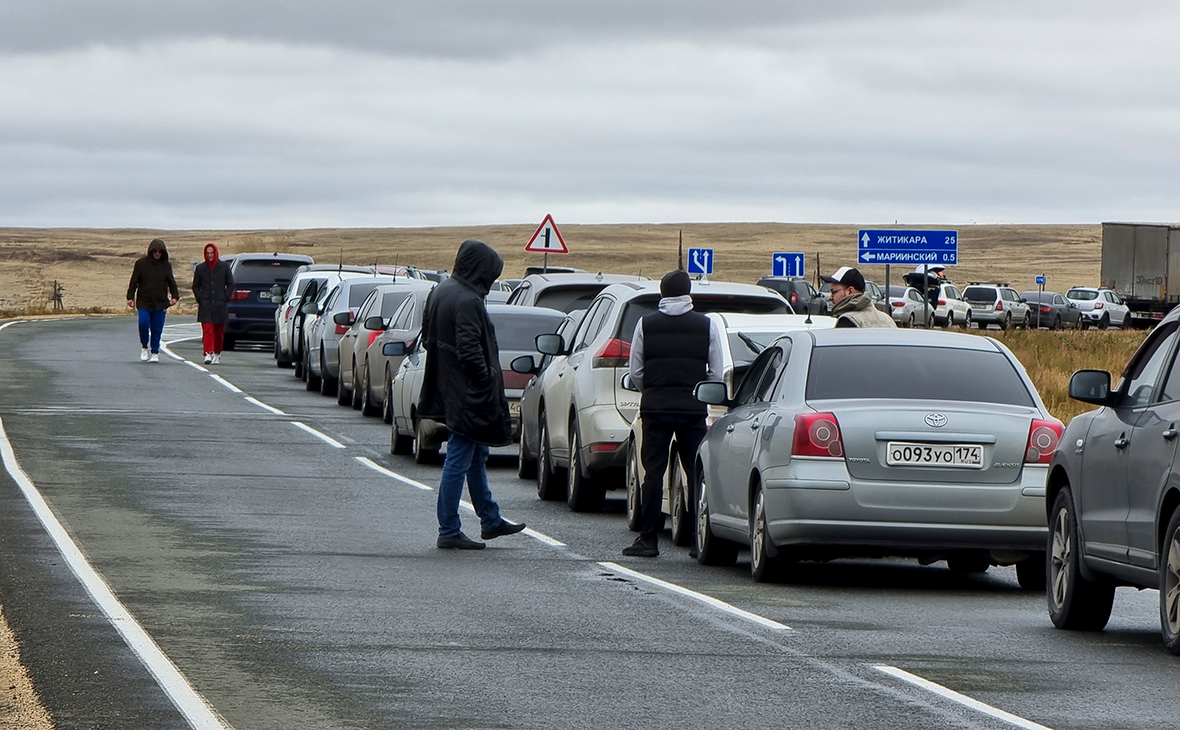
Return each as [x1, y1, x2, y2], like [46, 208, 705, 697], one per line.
[147, 238, 170, 261]
[451, 239, 503, 298]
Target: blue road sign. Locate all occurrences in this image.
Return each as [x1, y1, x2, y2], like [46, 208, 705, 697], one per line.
[773, 252, 804, 278]
[687, 248, 714, 276]
[857, 229, 958, 265]
[1036, 275, 1046, 285]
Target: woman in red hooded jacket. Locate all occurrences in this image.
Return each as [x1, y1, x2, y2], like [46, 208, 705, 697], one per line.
[191, 243, 234, 364]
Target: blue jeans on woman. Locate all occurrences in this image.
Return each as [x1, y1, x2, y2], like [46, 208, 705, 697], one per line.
[437, 431, 503, 539]
[137, 308, 167, 354]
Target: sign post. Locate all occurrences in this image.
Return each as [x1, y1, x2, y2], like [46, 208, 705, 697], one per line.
[773, 253, 804, 278]
[1036, 274, 1046, 329]
[524, 214, 569, 273]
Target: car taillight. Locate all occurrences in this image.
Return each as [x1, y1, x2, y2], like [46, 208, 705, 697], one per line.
[891, 301, 905, 308]
[285, 304, 294, 318]
[1025, 418, 1064, 464]
[938, 299, 947, 306]
[1094, 301, 1104, 309]
[335, 323, 350, 335]
[1039, 305, 1052, 313]
[994, 301, 1003, 311]
[793, 412, 844, 458]
[230, 289, 251, 301]
[789, 291, 799, 305]
[593, 338, 630, 368]
[367, 331, 382, 348]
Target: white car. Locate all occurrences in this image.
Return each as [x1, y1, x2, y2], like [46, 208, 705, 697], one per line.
[1065, 287, 1130, 329]
[887, 286, 933, 328]
[933, 283, 972, 328]
[275, 266, 375, 374]
[623, 312, 837, 545]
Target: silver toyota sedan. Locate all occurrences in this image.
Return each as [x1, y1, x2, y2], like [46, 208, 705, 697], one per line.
[693, 328, 1062, 585]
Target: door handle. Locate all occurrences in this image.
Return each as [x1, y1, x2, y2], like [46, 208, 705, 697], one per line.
[1114, 435, 1129, 449]
[750, 420, 761, 430]
[726, 424, 735, 433]
[1164, 429, 1179, 441]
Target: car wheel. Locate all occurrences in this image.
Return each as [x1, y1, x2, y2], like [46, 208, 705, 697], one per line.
[566, 418, 605, 512]
[1016, 553, 1047, 591]
[305, 346, 320, 391]
[1076, 315, 1085, 330]
[695, 468, 738, 566]
[625, 438, 641, 532]
[517, 429, 537, 479]
[947, 552, 990, 574]
[338, 361, 354, 406]
[1098, 313, 1110, 330]
[381, 365, 394, 424]
[349, 359, 364, 409]
[906, 313, 915, 329]
[360, 361, 380, 416]
[413, 418, 439, 464]
[669, 456, 693, 547]
[1002, 313, 1012, 331]
[319, 348, 337, 396]
[293, 350, 304, 379]
[1159, 506, 1180, 654]
[536, 412, 564, 501]
[750, 484, 790, 583]
[1048, 487, 1115, 631]
[1022, 314, 1031, 329]
[944, 312, 954, 329]
[274, 332, 287, 367]
[964, 311, 972, 329]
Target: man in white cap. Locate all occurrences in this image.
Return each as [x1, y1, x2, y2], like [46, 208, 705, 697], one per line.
[821, 267, 896, 328]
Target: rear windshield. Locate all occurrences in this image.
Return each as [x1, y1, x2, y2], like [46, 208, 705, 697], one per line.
[348, 283, 384, 307]
[381, 291, 413, 318]
[806, 344, 1035, 406]
[887, 286, 909, 297]
[534, 285, 608, 313]
[618, 295, 789, 343]
[1066, 289, 1098, 301]
[491, 312, 565, 351]
[233, 260, 306, 284]
[963, 287, 999, 303]
[296, 277, 326, 297]
[1021, 292, 1050, 302]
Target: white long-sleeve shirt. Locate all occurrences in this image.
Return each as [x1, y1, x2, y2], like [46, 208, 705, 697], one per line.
[629, 295, 724, 390]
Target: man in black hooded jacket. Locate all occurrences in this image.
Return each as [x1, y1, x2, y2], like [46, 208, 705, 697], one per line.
[417, 240, 526, 550]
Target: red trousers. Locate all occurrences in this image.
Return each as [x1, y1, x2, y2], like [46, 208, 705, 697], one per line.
[201, 322, 225, 354]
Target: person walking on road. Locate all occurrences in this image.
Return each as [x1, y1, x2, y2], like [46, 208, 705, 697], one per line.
[821, 266, 896, 329]
[417, 239, 526, 550]
[623, 269, 724, 558]
[192, 242, 234, 365]
[126, 238, 180, 363]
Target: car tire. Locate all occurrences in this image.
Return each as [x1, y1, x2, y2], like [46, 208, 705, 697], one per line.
[906, 313, 915, 329]
[381, 365, 394, 424]
[1022, 314, 1031, 329]
[360, 362, 380, 417]
[1048, 487, 1115, 631]
[566, 419, 605, 513]
[1016, 553, 1047, 591]
[1050, 315, 1060, 330]
[293, 351, 304, 379]
[1099, 314, 1110, 330]
[305, 347, 321, 391]
[413, 418, 439, 465]
[669, 456, 693, 547]
[1002, 313, 1012, 331]
[274, 332, 289, 367]
[517, 430, 537, 479]
[390, 416, 414, 455]
[964, 311, 972, 329]
[338, 363, 354, 406]
[1076, 316, 1085, 330]
[625, 438, 641, 532]
[750, 484, 790, 583]
[1159, 506, 1180, 654]
[944, 312, 953, 329]
[536, 412, 564, 501]
[319, 348, 337, 397]
[947, 553, 990, 574]
[695, 468, 738, 566]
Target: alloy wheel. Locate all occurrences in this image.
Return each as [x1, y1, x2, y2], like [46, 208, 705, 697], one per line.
[1050, 505, 1071, 610]
[1166, 525, 1180, 637]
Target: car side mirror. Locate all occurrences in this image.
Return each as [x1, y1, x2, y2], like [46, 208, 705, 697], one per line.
[270, 294, 283, 304]
[383, 341, 407, 357]
[1069, 369, 1112, 405]
[694, 381, 730, 406]
[620, 373, 639, 392]
[270, 284, 284, 296]
[535, 333, 566, 356]
[363, 316, 385, 331]
[300, 300, 319, 315]
[332, 311, 353, 326]
[511, 355, 538, 374]
[1020, 298, 1027, 303]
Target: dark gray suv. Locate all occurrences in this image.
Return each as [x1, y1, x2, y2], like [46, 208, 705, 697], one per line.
[1049, 306, 1180, 652]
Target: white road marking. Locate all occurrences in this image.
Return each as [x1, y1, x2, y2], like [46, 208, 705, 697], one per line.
[874, 665, 1053, 730]
[0, 321, 21, 332]
[520, 528, 566, 547]
[597, 561, 792, 631]
[186, 361, 210, 373]
[0, 416, 232, 730]
[355, 456, 432, 491]
[244, 397, 286, 416]
[290, 421, 346, 449]
[208, 374, 243, 393]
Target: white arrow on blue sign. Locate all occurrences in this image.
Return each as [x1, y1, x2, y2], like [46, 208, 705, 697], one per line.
[687, 248, 714, 275]
[1036, 275, 1046, 285]
[858, 229, 958, 265]
[773, 252, 804, 278]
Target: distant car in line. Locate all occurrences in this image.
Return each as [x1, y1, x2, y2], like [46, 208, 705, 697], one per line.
[1065, 287, 1130, 329]
[225, 252, 315, 349]
[887, 286, 933, 328]
[506, 272, 647, 313]
[755, 276, 824, 315]
[302, 276, 398, 397]
[962, 284, 1032, 330]
[274, 265, 376, 371]
[1020, 291, 1084, 330]
[820, 279, 889, 313]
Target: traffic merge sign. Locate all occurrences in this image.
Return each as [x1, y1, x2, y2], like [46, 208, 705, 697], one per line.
[524, 214, 569, 254]
[687, 248, 714, 276]
[773, 253, 804, 278]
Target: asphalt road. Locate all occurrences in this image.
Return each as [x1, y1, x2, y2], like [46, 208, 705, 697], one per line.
[1, 315, 1179, 730]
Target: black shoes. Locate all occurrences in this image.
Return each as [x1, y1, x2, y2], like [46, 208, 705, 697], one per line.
[622, 536, 659, 558]
[437, 533, 486, 550]
[481, 519, 527, 540]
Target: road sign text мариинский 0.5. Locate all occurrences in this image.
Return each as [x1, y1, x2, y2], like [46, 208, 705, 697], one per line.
[857, 230, 958, 265]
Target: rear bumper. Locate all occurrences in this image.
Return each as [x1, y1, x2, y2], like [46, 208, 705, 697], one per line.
[576, 403, 630, 474]
[226, 314, 277, 341]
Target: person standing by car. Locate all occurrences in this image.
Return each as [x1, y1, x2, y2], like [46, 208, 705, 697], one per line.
[417, 239, 526, 550]
[822, 266, 897, 328]
[192, 242, 234, 365]
[624, 269, 724, 558]
[126, 238, 180, 363]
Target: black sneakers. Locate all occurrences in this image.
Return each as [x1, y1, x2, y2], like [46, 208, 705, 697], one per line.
[622, 536, 659, 558]
[436, 533, 486, 550]
[481, 519, 527, 540]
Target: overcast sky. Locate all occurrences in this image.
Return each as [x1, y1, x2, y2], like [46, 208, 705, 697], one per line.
[1, 1, 1176, 228]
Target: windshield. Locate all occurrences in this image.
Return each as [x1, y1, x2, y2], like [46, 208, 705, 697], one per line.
[617, 295, 790, 343]
[963, 287, 999, 303]
[887, 286, 911, 297]
[727, 332, 780, 366]
[1066, 289, 1099, 301]
[806, 345, 1034, 406]
[534, 285, 609, 313]
[233, 260, 307, 284]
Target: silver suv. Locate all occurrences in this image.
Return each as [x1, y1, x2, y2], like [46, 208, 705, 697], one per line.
[506, 272, 645, 312]
[961, 283, 1032, 330]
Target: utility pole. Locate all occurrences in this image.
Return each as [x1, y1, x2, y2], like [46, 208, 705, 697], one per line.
[678, 230, 683, 271]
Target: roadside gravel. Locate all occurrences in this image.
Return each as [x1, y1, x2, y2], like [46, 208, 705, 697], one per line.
[0, 598, 53, 730]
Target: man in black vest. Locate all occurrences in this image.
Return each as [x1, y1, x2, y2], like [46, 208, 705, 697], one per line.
[623, 270, 723, 557]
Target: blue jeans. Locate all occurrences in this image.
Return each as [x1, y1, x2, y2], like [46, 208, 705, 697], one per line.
[137, 308, 167, 353]
[437, 432, 502, 538]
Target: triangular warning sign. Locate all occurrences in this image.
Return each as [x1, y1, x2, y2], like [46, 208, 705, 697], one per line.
[524, 214, 569, 254]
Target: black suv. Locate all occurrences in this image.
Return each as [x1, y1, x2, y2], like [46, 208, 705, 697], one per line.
[755, 276, 828, 315]
[225, 252, 314, 349]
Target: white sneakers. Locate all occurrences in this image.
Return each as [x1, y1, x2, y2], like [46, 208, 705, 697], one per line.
[211, 353, 221, 365]
[204, 353, 213, 364]
[148, 353, 160, 363]
[140, 347, 149, 362]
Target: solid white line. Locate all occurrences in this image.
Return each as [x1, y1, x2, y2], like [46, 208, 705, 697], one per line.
[244, 397, 286, 416]
[208, 374, 242, 394]
[873, 665, 1054, 730]
[161, 335, 200, 362]
[354, 457, 432, 491]
[598, 561, 791, 631]
[185, 361, 209, 373]
[0, 321, 21, 332]
[290, 421, 346, 449]
[521, 528, 566, 547]
[0, 416, 231, 730]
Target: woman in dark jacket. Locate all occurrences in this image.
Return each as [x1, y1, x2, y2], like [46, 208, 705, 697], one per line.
[191, 242, 234, 364]
[126, 238, 180, 362]
[417, 239, 524, 550]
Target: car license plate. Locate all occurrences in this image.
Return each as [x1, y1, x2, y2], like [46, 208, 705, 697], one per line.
[886, 442, 983, 468]
[509, 400, 521, 416]
[259, 291, 271, 300]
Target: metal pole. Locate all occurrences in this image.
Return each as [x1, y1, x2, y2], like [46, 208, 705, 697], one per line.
[923, 264, 931, 328]
[885, 265, 891, 319]
[543, 252, 548, 274]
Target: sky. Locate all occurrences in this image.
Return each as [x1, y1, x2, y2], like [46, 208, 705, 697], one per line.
[1, 1, 1177, 228]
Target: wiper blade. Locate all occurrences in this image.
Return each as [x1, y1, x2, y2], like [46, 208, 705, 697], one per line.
[737, 332, 765, 354]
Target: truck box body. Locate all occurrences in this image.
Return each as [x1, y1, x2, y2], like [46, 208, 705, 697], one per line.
[1101, 222, 1180, 325]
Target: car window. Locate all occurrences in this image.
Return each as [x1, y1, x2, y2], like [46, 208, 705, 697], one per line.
[323, 286, 341, 310]
[572, 299, 606, 353]
[732, 347, 784, 407]
[389, 296, 413, 331]
[768, 341, 796, 400]
[616, 294, 789, 344]
[1067, 289, 1098, 301]
[963, 287, 998, 303]
[232, 260, 307, 284]
[506, 283, 529, 305]
[347, 283, 384, 308]
[1120, 322, 1179, 407]
[806, 345, 1035, 406]
[297, 277, 326, 297]
[534, 285, 608, 313]
[492, 312, 566, 351]
[355, 290, 379, 320]
[1158, 350, 1180, 403]
[380, 291, 413, 319]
